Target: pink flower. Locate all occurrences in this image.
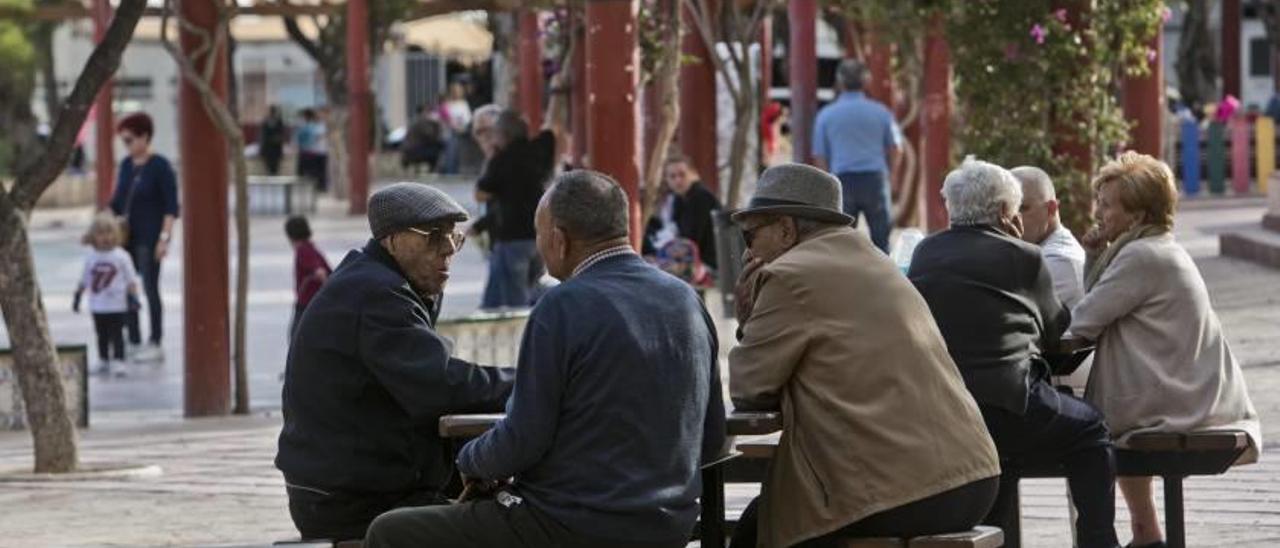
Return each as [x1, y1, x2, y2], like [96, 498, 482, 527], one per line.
[1147, 48, 1158, 63]
[1161, 6, 1172, 23]
[1054, 8, 1068, 22]
[1031, 24, 1047, 45]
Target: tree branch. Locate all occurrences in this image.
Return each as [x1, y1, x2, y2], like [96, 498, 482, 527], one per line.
[683, 0, 743, 103]
[11, 0, 147, 211]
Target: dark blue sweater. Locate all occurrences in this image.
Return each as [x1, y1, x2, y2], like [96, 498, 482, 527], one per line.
[457, 253, 726, 543]
[109, 155, 180, 247]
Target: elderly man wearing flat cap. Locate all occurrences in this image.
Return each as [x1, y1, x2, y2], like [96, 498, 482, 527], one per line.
[276, 183, 515, 542]
[728, 164, 1000, 548]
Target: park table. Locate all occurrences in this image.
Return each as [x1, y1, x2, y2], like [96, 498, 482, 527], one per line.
[437, 410, 782, 548]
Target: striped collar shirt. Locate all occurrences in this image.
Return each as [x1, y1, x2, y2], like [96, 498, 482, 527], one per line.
[571, 244, 635, 278]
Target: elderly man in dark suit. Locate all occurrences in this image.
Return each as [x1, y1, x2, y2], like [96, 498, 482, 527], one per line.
[908, 157, 1118, 548]
[277, 183, 515, 541]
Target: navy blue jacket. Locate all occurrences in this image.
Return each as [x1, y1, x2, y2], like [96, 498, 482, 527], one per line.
[457, 253, 726, 543]
[109, 155, 180, 247]
[277, 239, 515, 494]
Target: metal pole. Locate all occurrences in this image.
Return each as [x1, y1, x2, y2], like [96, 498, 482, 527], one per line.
[1223, 0, 1242, 100]
[1123, 28, 1165, 157]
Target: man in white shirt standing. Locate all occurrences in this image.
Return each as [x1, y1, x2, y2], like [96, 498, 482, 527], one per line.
[1012, 166, 1086, 307]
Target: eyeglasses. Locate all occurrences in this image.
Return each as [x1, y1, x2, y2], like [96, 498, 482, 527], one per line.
[121, 136, 135, 145]
[740, 219, 778, 247]
[406, 226, 466, 251]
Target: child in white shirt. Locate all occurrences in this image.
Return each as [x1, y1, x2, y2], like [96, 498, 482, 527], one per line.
[74, 214, 140, 376]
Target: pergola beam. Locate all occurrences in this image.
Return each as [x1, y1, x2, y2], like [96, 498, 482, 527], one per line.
[9, 0, 520, 22]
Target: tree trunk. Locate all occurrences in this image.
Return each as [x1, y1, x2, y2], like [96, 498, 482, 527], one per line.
[724, 61, 756, 209]
[231, 132, 250, 414]
[0, 0, 145, 474]
[0, 205, 78, 473]
[641, 0, 682, 223]
[326, 106, 349, 200]
[34, 23, 60, 124]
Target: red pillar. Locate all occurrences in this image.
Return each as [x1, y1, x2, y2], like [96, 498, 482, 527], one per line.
[1124, 27, 1164, 157]
[586, 0, 642, 249]
[571, 15, 588, 167]
[346, 0, 371, 215]
[789, 0, 817, 164]
[922, 18, 951, 233]
[92, 0, 115, 210]
[179, 0, 230, 417]
[679, 1, 718, 193]
[1223, 0, 1242, 100]
[759, 15, 773, 167]
[866, 36, 894, 108]
[518, 10, 544, 132]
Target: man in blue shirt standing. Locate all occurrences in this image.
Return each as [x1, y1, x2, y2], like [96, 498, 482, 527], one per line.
[812, 59, 902, 253]
[364, 170, 726, 548]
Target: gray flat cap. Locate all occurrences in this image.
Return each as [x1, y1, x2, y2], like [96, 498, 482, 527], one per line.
[368, 182, 469, 239]
[732, 163, 854, 225]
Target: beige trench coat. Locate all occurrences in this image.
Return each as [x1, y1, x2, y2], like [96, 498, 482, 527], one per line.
[730, 227, 1001, 547]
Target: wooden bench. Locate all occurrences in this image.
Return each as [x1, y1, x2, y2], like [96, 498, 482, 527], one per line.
[438, 411, 782, 548]
[837, 526, 1004, 547]
[245, 175, 316, 216]
[997, 430, 1250, 548]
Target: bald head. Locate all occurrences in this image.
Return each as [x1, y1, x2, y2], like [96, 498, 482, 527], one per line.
[1010, 166, 1060, 244]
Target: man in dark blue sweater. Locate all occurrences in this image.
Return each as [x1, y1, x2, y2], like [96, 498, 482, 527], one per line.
[365, 170, 727, 548]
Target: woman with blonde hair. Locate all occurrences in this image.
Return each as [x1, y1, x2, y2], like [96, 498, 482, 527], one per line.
[1070, 151, 1261, 548]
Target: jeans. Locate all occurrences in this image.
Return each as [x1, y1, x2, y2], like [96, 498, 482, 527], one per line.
[92, 312, 127, 361]
[730, 477, 998, 548]
[126, 242, 164, 345]
[980, 380, 1119, 548]
[286, 484, 446, 541]
[837, 171, 892, 253]
[481, 239, 540, 310]
[365, 492, 685, 548]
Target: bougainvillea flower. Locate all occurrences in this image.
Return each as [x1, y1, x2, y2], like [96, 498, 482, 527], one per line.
[1031, 24, 1047, 45]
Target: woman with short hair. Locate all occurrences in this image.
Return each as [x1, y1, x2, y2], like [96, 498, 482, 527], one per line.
[1070, 151, 1262, 548]
[109, 112, 179, 362]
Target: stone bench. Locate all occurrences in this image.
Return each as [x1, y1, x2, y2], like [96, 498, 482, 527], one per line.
[244, 175, 315, 216]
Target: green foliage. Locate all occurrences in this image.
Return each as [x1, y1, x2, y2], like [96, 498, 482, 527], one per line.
[0, 0, 35, 178]
[827, 0, 1164, 234]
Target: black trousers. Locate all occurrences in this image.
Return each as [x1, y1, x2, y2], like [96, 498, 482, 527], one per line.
[126, 242, 163, 345]
[92, 312, 127, 361]
[730, 476, 999, 548]
[364, 492, 686, 548]
[286, 484, 446, 541]
[981, 380, 1119, 548]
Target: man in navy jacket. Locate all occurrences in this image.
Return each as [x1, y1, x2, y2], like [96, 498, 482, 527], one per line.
[366, 170, 727, 548]
[277, 183, 514, 541]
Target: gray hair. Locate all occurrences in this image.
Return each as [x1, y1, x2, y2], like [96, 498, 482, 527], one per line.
[836, 59, 867, 91]
[1010, 165, 1057, 203]
[942, 156, 1023, 226]
[472, 104, 501, 129]
[547, 170, 630, 244]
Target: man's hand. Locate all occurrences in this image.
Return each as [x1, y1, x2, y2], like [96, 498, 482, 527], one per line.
[734, 254, 765, 325]
[1080, 225, 1108, 252]
[458, 474, 509, 502]
[155, 239, 170, 261]
[998, 214, 1024, 240]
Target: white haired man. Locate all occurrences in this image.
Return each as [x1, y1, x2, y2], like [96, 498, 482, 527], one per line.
[908, 158, 1118, 548]
[1011, 166, 1086, 308]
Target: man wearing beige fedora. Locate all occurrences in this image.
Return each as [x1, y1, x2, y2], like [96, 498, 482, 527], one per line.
[728, 163, 1001, 547]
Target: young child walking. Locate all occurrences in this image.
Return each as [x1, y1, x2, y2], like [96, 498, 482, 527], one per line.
[74, 214, 141, 377]
[285, 215, 332, 340]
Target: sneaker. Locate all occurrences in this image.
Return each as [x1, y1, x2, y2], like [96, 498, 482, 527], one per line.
[93, 362, 112, 376]
[133, 344, 164, 363]
[110, 360, 128, 378]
